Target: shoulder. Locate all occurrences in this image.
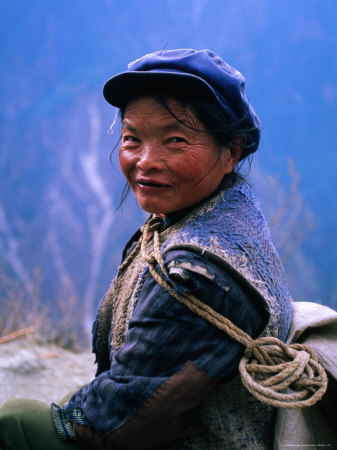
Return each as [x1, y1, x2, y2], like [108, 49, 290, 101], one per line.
[162, 248, 270, 336]
[163, 248, 238, 293]
[161, 180, 270, 254]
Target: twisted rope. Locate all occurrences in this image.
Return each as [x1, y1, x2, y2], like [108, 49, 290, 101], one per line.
[112, 216, 166, 352]
[135, 215, 328, 408]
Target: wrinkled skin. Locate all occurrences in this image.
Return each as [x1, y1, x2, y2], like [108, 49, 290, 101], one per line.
[119, 96, 241, 214]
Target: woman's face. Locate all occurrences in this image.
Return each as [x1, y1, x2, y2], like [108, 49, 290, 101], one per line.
[119, 96, 237, 214]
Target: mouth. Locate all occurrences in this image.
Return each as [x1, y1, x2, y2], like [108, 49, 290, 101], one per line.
[135, 179, 171, 189]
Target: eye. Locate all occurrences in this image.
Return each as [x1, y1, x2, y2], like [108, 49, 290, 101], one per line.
[123, 135, 139, 143]
[169, 136, 187, 144]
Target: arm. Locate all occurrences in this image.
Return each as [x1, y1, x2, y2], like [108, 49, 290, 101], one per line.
[53, 250, 268, 449]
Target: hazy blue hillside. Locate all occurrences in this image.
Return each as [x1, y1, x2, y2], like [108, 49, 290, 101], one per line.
[1, 0, 336, 336]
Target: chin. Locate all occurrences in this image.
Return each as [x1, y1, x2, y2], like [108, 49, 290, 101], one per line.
[137, 197, 183, 215]
[138, 202, 166, 215]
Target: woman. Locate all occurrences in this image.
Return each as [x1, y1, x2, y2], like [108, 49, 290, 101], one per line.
[0, 49, 292, 449]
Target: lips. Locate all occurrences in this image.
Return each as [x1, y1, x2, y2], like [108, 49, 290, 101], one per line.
[135, 178, 171, 188]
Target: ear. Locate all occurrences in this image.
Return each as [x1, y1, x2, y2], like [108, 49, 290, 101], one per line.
[226, 139, 244, 170]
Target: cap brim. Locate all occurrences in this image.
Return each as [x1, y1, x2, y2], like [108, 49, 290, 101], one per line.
[103, 71, 218, 108]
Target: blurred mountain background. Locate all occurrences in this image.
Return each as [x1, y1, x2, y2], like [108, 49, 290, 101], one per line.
[1, 0, 336, 345]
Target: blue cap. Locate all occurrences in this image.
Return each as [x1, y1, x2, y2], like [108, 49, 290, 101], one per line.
[103, 48, 261, 154]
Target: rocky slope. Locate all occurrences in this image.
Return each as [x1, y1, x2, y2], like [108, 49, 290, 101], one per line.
[0, 338, 95, 407]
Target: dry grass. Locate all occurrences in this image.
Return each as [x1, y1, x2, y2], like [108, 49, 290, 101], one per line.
[0, 269, 88, 351]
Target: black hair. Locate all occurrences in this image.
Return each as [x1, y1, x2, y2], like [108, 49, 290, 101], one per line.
[113, 92, 255, 209]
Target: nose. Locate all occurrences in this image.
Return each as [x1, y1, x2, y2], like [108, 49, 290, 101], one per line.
[136, 143, 164, 172]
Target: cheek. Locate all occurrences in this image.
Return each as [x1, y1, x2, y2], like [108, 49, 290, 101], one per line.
[119, 149, 133, 178]
[172, 159, 204, 187]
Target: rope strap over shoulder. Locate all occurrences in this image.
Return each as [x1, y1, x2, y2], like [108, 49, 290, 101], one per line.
[137, 216, 328, 409]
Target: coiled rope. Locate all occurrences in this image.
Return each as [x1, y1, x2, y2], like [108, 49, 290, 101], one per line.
[120, 215, 328, 408]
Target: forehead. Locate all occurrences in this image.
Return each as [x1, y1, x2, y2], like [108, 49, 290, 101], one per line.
[122, 96, 199, 129]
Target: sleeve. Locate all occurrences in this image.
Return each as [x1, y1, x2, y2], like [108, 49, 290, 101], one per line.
[52, 249, 269, 450]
